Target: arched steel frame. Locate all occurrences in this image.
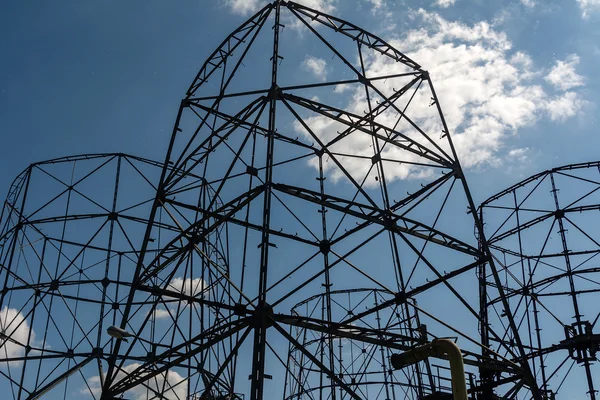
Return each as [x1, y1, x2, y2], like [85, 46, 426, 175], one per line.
[0, 2, 559, 399]
[480, 161, 600, 399]
[98, 2, 537, 399]
[0, 153, 198, 399]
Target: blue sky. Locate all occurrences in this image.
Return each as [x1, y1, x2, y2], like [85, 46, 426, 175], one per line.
[1, 0, 600, 399]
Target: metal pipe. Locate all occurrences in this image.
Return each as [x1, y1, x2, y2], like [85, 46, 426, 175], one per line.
[434, 339, 468, 400]
[391, 338, 468, 400]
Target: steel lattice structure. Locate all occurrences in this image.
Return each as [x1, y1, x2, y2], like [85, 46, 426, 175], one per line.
[96, 2, 537, 399]
[284, 288, 469, 399]
[0, 1, 566, 399]
[480, 161, 600, 400]
[0, 154, 193, 399]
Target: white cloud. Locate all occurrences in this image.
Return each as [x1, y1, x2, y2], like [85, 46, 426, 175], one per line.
[507, 147, 529, 162]
[167, 277, 206, 298]
[297, 0, 337, 13]
[83, 363, 187, 400]
[545, 91, 586, 121]
[333, 84, 352, 93]
[367, 0, 384, 10]
[0, 307, 34, 368]
[391, 12, 585, 169]
[146, 278, 209, 321]
[146, 277, 208, 322]
[577, 0, 600, 18]
[149, 308, 172, 320]
[520, 0, 535, 7]
[223, 0, 261, 16]
[145, 278, 209, 322]
[302, 56, 327, 81]
[545, 54, 585, 91]
[435, 0, 456, 8]
[224, 0, 336, 15]
[293, 9, 587, 182]
[364, 0, 395, 29]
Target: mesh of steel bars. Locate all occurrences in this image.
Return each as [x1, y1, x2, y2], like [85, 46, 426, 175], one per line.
[284, 289, 431, 399]
[480, 161, 600, 400]
[0, 154, 199, 399]
[0, 1, 581, 399]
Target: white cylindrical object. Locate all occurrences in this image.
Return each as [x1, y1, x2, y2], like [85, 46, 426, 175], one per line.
[107, 326, 133, 341]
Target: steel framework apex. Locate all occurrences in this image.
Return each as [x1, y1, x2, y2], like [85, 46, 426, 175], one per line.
[100, 1, 536, 399]
[0, 2, 548, 399]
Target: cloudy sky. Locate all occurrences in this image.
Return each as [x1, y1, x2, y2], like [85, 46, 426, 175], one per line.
[1, 0, 599, 398]
[1, 0, 599, 204]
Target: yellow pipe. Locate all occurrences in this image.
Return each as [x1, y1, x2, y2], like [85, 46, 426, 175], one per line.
[432, 339, 468, 400]
[390, 338, 468, 400]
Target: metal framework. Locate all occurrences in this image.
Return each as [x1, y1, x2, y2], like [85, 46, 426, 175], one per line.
[0, 1, 570, 399]
[0, 154, 189, 399]
[284, 288, 475, 399]
[480, 161, 600, 399]
[96, 2, 533, 399]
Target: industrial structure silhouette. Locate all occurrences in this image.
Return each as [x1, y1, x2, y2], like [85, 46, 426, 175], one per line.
[1, 2, 598, 399]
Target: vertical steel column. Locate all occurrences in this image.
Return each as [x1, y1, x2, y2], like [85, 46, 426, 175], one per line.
[477, 207, 494, 399]
[549, 173, 597, 400]
[249, 2, 282, 399]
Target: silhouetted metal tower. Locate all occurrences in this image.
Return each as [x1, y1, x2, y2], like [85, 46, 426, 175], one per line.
[97, 2, 535, 399]
[0, 154, 184, 399]
[0, 2, 554, 399]
[480, 161, 600, 399]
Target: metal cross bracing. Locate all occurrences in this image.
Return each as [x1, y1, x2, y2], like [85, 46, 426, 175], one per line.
[0, 153, 195, 399]
[284, 288, 447, 399]
[0, 2, 546, 399]
[479, 161, 600, 399]
[96, 2, 535, 399]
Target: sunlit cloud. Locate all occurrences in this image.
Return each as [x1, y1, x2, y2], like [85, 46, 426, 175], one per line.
[0, 307, 35, 369]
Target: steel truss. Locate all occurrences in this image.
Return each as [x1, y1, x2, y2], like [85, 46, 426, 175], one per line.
[284, 288, 464, 399]
[0, 154, 196, 399]
[0, 1, 551, 399]
[98, 1, 535, 399]
[480, 161, 600, 399]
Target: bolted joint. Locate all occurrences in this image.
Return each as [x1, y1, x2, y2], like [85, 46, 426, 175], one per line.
[252, 303, 274, 329]
[246, 166, 259, 177]
[394, 291, 407, 304]
[319, 239, 331, 255]
[49, 280, 59, 291]
[234, 303, 248, 316]
[156, 189, 167, 207]
[383, 213, 396, 230]
[267, 85, 282, 100]
[91, 347, 103, 356]
[371, 152, 381, 165]
[188, 231, 205, 247]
